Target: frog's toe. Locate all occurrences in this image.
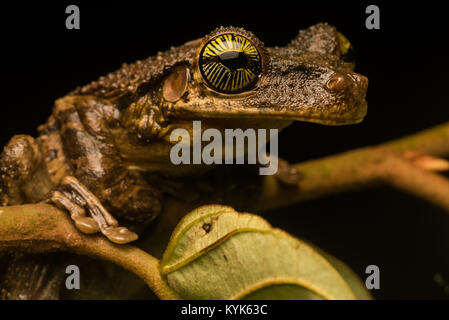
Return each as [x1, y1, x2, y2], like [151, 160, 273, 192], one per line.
[275, 158, 304, 185]
[55, 176, 137, 244]
[103, 227, 139, 244]
[73, 216, 101, 234]
[51, 190, 100, 234]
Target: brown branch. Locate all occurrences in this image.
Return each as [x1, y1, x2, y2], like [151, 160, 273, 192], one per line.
[0, 204, 178, 300]
[384, 121, 449, 157]
[380, 157, 449, 210]
[255, 121, 449, 212]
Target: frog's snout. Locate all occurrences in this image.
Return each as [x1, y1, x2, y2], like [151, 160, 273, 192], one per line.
[325, 72, 368, 98]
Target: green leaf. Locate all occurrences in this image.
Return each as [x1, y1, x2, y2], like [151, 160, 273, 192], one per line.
[306, 244, 372, 300]
[160, 205, 370, 300]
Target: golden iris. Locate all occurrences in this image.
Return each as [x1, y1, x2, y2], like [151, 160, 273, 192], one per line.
[199, 33, 262, 94]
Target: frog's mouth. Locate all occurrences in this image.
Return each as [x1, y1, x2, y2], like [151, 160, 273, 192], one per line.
[288, 100, 368, 126]
[176, 100, 368, 126]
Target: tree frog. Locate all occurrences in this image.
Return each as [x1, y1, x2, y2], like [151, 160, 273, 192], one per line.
[0, 24, 368, 244]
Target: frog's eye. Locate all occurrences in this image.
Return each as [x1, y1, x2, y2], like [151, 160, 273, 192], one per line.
[198, 33, 262, 94]
[337, 32, 355, 63]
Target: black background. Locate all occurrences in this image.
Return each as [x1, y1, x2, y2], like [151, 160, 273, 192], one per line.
[1, 1, 448, 299]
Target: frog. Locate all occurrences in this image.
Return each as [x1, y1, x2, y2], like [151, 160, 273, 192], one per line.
[0, 23, 368, 245]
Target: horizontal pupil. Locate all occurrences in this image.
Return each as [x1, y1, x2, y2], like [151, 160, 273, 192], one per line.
[218, 50, 248, 71]
[199, 35, 262, 93]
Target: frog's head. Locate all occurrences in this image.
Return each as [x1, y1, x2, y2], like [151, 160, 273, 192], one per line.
[162, 24, 367, 129]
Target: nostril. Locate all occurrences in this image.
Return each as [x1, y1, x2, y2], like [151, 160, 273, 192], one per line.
[325, 74, 347, 92]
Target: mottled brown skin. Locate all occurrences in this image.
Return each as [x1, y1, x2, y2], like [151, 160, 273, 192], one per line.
[0, 24, 367, 246]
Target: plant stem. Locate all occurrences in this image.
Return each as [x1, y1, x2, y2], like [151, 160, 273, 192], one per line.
[0, 204, 178, 300]
[255, 122, 449, 212]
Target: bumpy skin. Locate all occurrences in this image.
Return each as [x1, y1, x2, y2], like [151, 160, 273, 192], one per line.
[0, 23, 368, 245]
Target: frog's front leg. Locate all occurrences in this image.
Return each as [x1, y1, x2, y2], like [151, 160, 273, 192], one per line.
[51, 177, 138, 244]
[51, 189, 100, 235]
[51, 95, 161, 244]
